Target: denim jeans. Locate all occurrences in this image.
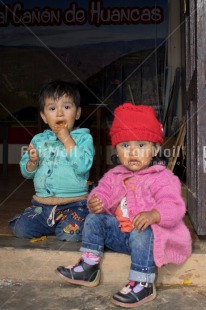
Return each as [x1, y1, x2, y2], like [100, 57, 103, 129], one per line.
[8, 199, 88, 242]
[80, 213, 156, 283]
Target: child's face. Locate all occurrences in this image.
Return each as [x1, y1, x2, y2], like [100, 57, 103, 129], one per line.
[40, 94, 81, 131]
[116, 140, 156, 172]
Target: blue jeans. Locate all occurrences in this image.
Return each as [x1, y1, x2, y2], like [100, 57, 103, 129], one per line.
[8, 199, 88, 242]
[80, 213, 156, 283]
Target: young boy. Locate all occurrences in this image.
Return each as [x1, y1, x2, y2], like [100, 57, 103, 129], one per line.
[8, 81, 95, 242]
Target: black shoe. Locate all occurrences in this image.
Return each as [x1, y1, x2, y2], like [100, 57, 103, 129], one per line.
[55, 259, 100, 287]
[112, 281, 156, 308]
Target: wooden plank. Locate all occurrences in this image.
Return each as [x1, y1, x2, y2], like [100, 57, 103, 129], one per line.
[168, 119, 186, 171]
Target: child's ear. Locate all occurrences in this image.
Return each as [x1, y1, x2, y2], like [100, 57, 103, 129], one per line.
[111, 154, 120, 165]
[154, 143, 161, 156]
[75, 107, 81, 120]
[40, 111, 48, 124]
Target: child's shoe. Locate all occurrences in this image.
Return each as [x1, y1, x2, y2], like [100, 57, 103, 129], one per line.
[55, 259, 100, 287]
[112, 281, 156, 308]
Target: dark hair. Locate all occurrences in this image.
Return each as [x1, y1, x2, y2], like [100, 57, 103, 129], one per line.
[151, 144, 168, 166]
[151, 154, 168, 166]
[38, 81, 80, 112]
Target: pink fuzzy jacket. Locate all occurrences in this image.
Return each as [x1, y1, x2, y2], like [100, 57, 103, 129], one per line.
[88, 164, 192, 267]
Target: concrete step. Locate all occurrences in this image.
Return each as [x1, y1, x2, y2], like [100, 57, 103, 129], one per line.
[0, 236, 206, 287]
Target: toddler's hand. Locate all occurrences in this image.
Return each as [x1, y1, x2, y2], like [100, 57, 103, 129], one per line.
[28, 144, 39, 163]
[88, 194, 104, 214]
[52, 124, 69, 145]
[132, 210, 160, 231]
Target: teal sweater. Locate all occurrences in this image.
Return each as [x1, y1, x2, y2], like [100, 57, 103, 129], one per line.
[20, 128, 95, 198]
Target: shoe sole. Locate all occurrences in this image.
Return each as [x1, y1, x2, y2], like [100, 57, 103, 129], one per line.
[55, 269, 101, 288]
[111, 285, 157, 308]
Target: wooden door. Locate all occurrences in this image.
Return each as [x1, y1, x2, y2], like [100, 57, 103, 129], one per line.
[184, 0, 206, 235]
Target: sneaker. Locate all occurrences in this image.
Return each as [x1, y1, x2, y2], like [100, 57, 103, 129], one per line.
[112, 281, 156, 308]
[55, 259, 100, 287]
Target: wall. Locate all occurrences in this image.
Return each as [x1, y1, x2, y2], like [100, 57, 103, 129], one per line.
[168, 0, 182, 119]
[0, 1, 182, 166]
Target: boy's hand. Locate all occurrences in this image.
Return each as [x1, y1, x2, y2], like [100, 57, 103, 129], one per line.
[52, 124, 70, 144]
[28, 144, 39, 163]
[132, 210, 160, 231]
[27, 144, 39, 171]
[88, 194, 104, 214]
[52, 123, 75, 153]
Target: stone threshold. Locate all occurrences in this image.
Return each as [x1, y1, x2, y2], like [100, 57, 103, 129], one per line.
[0, 235, 206, 287]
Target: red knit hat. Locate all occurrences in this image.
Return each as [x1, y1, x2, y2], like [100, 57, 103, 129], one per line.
[110, 103, 163, 148]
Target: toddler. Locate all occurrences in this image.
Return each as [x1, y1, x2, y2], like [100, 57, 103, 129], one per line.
[55, 103, 192, 307]
[9, 81, 95, 242]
